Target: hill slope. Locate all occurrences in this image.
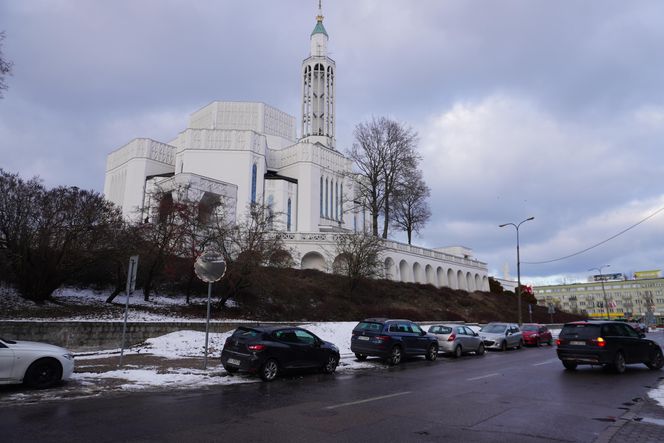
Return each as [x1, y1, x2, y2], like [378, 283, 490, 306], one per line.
[1, 267, 584, 324]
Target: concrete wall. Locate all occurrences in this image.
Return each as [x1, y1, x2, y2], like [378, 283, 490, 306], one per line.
[0, 321, 288, 352]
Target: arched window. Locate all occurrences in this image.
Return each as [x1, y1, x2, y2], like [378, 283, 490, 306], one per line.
[319, 177, 323, 217]
[335, 182, 339, 220]
[325, 178, 329, 218]
[287, 198, 292, 231]
[340, 184, 343, 221]
[251, 164, 257, 203]
[266, 194, 274, 229]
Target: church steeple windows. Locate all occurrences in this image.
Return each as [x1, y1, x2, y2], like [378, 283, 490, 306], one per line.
[301, 1, 335, 149]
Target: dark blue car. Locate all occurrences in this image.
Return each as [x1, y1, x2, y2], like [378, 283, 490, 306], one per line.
[350, 318, 439, 365]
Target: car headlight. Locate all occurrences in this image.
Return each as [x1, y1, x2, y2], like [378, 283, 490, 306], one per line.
[331, 345, 339, 352]
[63, 353, 74, 361]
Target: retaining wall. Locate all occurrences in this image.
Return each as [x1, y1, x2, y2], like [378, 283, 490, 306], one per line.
[0, 321, 285, 351]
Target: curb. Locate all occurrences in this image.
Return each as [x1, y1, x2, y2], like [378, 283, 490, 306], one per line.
[594, 404, 643, 443]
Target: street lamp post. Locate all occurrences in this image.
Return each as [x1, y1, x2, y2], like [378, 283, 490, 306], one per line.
[589, 265, 611, 320]
[499, 216, 535, 326]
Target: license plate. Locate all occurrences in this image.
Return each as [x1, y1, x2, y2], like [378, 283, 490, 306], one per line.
[358, 336, 370, 341]
[570, 341, 585, 346]
[227, 358, 241, 366]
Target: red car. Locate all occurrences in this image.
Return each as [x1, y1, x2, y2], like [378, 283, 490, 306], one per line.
[521, 324, 553, 346]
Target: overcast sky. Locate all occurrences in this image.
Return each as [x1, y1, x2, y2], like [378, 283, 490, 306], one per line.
[1, 0, 664, 285]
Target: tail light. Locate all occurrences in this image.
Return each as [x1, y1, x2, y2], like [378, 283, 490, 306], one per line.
[447, 333, 457, 342]
[376, 335, 390, 342]
[555, 339, 561, 346]
[591, 337, 606, 347]
[248, 344, 266, 351]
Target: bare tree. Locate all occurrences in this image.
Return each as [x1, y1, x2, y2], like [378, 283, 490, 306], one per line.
[137, 184, 211, 301]
[331, 232, 385, 292]
[0, 31, 13, 98]
[0, 169, 126, 303]
[347, 117, 419, 238]
[208, 202, 293, 304]
[380, 120, 419, 239]
[348, 119, 386, 236]
[391, 168, 431, 245]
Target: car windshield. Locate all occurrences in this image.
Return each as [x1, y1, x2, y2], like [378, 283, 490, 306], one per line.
[521, 325, 538, 331]
[560, 324, 601, 339]
[429, 326, 452, 334]
[481, 324, 507, 333]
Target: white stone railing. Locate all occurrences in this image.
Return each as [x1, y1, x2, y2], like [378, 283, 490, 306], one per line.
[277, 232, 487, 269]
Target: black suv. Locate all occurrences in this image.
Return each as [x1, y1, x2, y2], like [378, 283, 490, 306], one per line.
[556, 321, 664, 373]
[350, 318, 439, 365]
[221, 326, 340, 381]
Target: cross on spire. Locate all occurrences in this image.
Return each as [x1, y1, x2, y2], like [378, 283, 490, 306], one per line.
[317, 0, 324, 22]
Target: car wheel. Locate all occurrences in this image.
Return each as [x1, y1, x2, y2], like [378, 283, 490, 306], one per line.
[425, 344, 438, 361]
[387, 346, 402, 366]
[562, 360, 577, 371]
[500, 340, 507, 352]
[259, 359, 279, 381]
[322, 354, 339, 374]
[23, 358, 63, 389]
[224, 366, 239, 374]
[646, 348, 664, 370]
[613, 352, 626, 374]
[453, 345, 462, 358]
[476, 343, 486, 356]
[355, 353, 367, 361]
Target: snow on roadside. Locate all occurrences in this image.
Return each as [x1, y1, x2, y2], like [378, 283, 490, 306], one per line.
[71, 323, 376, 391]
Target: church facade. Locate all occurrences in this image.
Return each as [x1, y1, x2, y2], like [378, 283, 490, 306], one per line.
[103, 5, 490, 292]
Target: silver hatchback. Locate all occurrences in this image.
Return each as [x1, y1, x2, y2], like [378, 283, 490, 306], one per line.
[428, 324, 486, 358]
[479, 323, 524, 351]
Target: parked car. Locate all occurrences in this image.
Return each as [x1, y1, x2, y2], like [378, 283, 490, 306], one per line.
[556, 321, 664, 373]
[350, 318, 439, 365]
[479, 323, 523, 351]
[0, 338, 75, 388]
[428, 324, 485, 357]
[220, 326, 340, 381]
[521, 324, 554, 347]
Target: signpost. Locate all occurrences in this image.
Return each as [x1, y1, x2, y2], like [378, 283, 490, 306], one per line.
[548, 303, 555, 324]
[194, 252, 226, 369]
[119, 255, 139, 367]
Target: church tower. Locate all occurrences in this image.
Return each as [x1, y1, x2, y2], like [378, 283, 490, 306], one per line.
[301, 1, 336, 149]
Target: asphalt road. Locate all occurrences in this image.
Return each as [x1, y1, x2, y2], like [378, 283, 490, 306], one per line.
[4, 334, 664, 443]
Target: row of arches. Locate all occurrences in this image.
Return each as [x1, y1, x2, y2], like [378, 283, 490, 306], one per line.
[384, 257, 487, 291]
[297, 251, 488, 292]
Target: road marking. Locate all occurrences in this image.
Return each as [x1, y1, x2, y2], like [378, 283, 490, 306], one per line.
[467, 373, 500, 381]
[533, 359, 559, 366]
[324, 391, 412, 410]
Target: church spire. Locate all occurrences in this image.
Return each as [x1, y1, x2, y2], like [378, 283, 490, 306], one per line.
[311, 0, 328, 38]
[301, 0, 335, 149]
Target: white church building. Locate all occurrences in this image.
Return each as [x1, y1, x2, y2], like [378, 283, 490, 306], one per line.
[103, 4, 490, 292]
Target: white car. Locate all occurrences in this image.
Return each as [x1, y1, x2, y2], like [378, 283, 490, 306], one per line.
[0, 338, 75, 388]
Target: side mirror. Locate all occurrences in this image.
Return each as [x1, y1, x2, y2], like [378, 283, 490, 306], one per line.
[420, 330, 427, 336]
[473, 332, 479, 337]
[639, 333, 646, 339]
[505, 331, 510, 336]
